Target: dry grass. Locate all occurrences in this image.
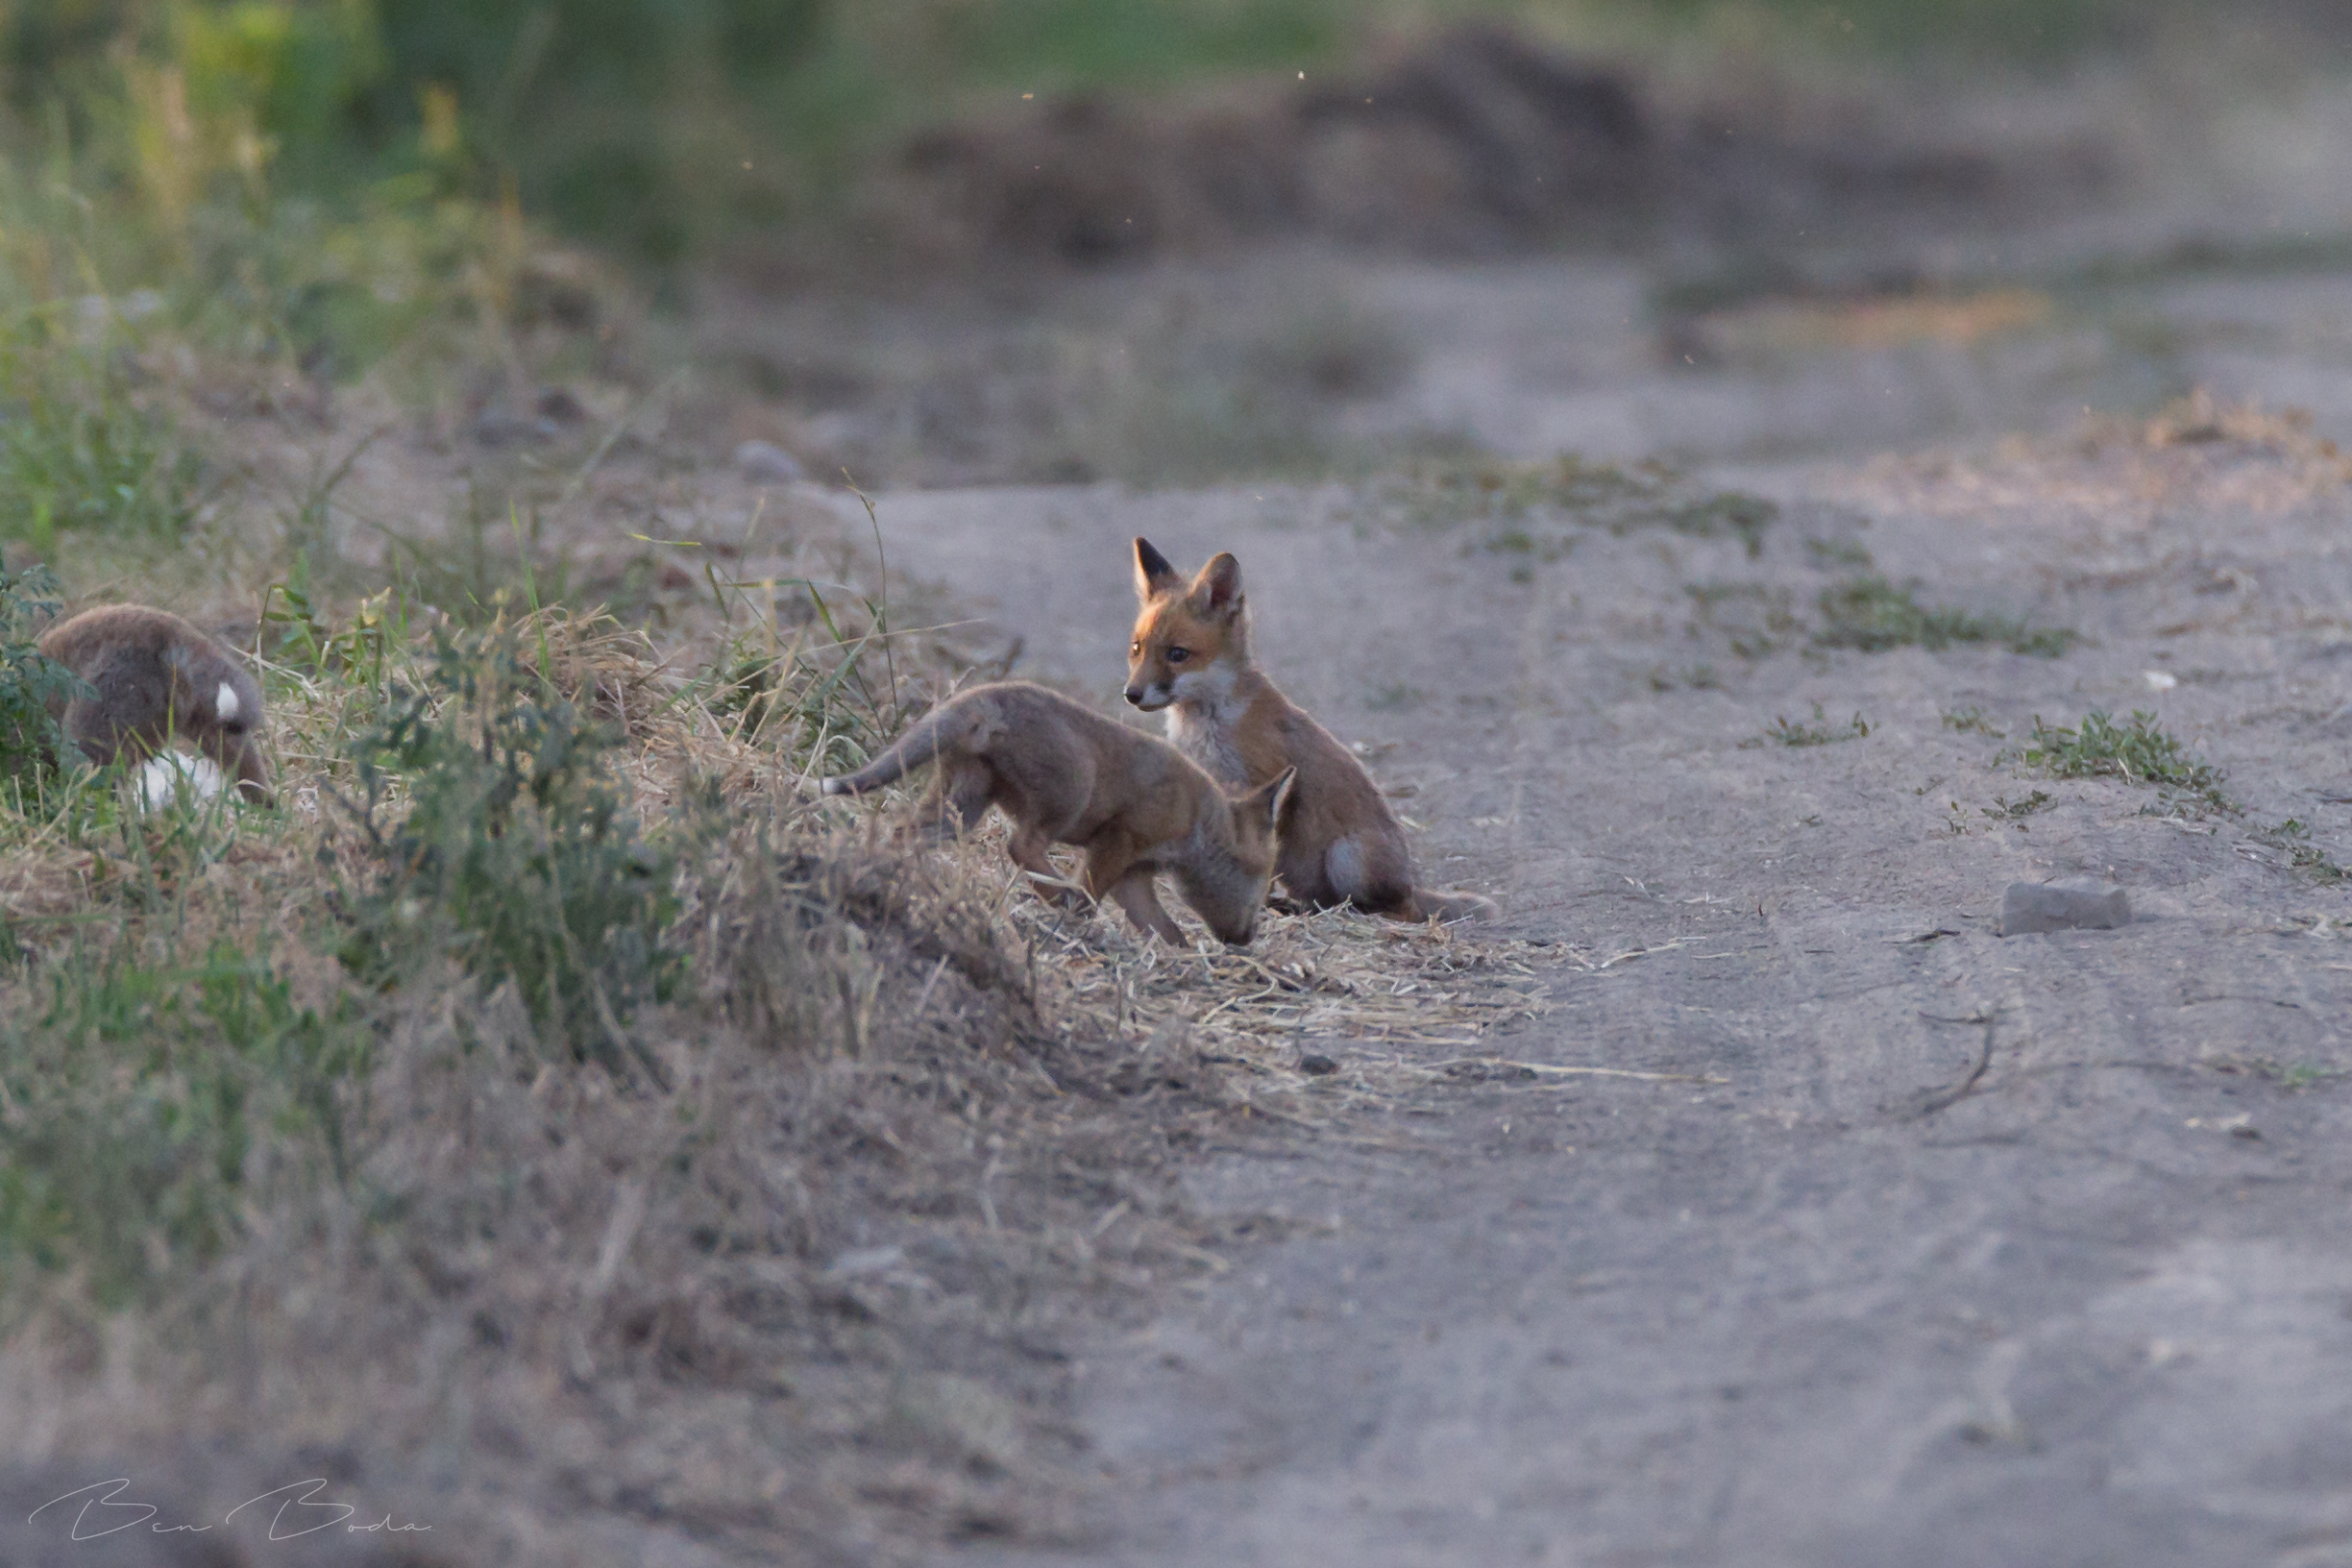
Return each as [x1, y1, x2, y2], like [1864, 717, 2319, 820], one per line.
[0, 543, 1547, 1564]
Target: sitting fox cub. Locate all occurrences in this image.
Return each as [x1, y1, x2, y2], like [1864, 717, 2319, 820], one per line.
[1125, 540, 1495, 923]
[38, 604, 273, 804]
[821, 681, 1294, 946]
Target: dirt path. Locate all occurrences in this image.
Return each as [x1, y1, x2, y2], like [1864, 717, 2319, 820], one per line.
[860, 418, 2352, 1564]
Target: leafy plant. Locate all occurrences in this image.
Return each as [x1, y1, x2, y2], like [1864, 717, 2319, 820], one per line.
[2013, 709, 2233, 814]
[337, 625, 679, 1071]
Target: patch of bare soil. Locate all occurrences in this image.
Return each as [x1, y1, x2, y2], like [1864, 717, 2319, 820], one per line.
[854, 401, 2352, 1566]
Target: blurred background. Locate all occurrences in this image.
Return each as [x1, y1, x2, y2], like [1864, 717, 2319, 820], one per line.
[8, 0, 2352, 507]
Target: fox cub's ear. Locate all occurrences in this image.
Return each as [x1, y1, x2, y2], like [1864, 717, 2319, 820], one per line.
[1134, 537, 1183, 601]
[1188, 552, 1244, 620]
[1243, 766, 1298, 829]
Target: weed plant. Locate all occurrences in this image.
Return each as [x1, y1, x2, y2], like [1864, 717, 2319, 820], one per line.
[2012, 709, 2233, 813]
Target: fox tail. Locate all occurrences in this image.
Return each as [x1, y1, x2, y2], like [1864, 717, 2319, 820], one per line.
[820, 699, 985, 796]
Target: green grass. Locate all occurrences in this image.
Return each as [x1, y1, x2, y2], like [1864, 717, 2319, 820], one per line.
[1766, 704, 1870, 747]
[1815, 575, 2077, 657]
[0, 561, 84, 792]
[1386, 454, 1777, 559]
[338, 626, 681, 1075]
[2012, 709, 2233, 813]
[1942, 706, 2004, 736]
[0, 337, 200, 549]
[0, 929, 367, 1303]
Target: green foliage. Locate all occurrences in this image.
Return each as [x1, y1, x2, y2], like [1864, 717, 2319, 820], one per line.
[0, 334, 199, 546]
[338, 627, 679, 1070]
[0, 932, 365, 1303]
[0, 560, 87, 793]
[2014, 709, 2233, 813]
[1815, 575, 2076, 657]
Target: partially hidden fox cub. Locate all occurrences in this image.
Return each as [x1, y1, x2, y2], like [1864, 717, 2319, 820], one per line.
[1125, 540, 1495, 923]
[821, 680, 1294, 946]
[38, 604, 273, 803]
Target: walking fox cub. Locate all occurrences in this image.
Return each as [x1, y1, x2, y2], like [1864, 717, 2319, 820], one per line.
[38, 604, 273, 804]
[1125, 540, 1495, 923]
[821, 681, 1294, 946]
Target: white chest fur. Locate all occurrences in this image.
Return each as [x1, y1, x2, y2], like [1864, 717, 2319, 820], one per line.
[1165, 704, 1248, 788]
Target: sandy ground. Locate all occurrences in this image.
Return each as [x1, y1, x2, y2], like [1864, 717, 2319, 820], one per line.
[843, 393, 2352, 1564]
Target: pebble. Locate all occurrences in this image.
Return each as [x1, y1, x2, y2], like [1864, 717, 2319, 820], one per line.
[735, 439, 805, 484]
[2001, 878, 2131, 935]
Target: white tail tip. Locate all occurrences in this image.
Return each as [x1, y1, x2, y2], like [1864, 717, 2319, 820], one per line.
[214, 681, 239, 723]
[821, 778, 849, 796]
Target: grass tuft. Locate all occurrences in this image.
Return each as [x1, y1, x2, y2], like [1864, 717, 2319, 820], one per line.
[1385, 454, 1777, 560]
[1765, 703, 1871, 747]
[1815, 574, 2076, 657]
[334, 625, 680, 1075]
[2012, 709, 2233, 813]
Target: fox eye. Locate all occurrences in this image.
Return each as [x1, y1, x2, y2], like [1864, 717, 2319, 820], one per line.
[1130, 642, 1141, 656]
[1166, 648, 1189, 664]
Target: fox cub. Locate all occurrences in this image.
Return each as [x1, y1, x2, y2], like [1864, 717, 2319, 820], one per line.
[1125, 539, 1495, 923]
[821, 680, 1294, 946]
[38, 604, 273, 804]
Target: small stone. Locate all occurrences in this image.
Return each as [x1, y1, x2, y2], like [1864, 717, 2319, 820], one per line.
[735, 439, 805, 484]
[2001, 878, 2131, 936]
[1299, 1053, 1339, 1076]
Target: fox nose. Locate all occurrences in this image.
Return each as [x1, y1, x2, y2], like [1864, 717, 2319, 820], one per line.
[1123, 686, 1145, 706]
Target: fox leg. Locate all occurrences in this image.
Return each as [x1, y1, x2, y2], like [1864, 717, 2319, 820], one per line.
[1083, 842, 1185, 943]
[1009, 824, 1090, 910]
[1106, 869, 1187, 944]
[912, 759, 994, 843]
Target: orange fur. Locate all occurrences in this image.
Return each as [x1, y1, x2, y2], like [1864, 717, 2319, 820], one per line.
[1125, 540, 1495, 923]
